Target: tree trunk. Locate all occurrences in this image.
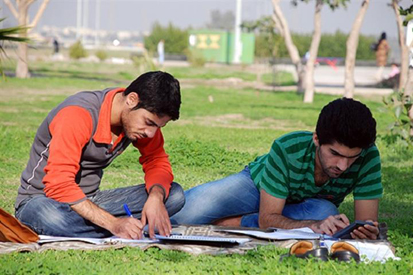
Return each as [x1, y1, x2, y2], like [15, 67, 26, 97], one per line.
[16, 1, 30, 78]
[344, 0, 369, 98]
[392, 0, 409, 89]
[303, 0, 323, 103]
[404, 32, 413, 136]
[4, 0, 50, 79]
[404, 68, 413, 136]
[271, 0, 305, 92]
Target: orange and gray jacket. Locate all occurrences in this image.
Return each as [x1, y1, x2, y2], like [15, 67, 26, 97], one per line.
[16, 88, 173, 209]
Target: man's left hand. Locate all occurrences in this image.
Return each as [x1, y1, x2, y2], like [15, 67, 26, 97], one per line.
[350, 220, 379, 240]
[141, 186, 171, 239]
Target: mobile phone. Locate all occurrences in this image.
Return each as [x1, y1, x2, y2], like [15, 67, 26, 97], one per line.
[332, 220, 375, 239]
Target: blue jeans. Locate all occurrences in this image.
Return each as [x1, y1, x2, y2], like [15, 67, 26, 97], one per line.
[170, 167, 339, 227]
[16, 182, 185, 237]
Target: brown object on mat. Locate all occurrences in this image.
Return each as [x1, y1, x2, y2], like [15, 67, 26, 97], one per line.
[0, 208, 39, 243]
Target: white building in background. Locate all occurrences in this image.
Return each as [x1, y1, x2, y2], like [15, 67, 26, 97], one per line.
[38, 25, 143, 49]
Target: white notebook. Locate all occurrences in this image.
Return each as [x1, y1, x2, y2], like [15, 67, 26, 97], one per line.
[38, 235, 157, 245]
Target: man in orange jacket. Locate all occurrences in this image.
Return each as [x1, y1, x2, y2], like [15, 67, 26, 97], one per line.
[15, 71, 184, 239]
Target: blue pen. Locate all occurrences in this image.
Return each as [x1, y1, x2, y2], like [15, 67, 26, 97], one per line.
[123, 204, 133, 217]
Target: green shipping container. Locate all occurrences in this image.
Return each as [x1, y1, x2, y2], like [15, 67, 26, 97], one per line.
[188, 30, 255, 64]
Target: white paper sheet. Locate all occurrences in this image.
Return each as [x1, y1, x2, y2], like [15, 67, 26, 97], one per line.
[324, 240, 400, 263]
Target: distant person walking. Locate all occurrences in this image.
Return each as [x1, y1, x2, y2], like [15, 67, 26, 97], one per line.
[375, 32, 390, 81]
[157, 39, 165, 67]
[53, 38, 60, 55]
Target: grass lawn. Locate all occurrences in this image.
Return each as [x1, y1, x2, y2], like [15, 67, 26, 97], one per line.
[0, 60, 412, 274]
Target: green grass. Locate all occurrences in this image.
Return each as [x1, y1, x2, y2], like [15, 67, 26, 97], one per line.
[0, 62, 412, 273]
[2, 49, 296, 86]
[262, 71, 296, 86]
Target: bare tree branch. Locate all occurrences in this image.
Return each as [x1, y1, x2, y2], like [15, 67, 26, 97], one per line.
[3, 0, 19, 19]
[271, 0, 304, 91]
[29, 0, 50, 32]
[271, 13, 284, 36]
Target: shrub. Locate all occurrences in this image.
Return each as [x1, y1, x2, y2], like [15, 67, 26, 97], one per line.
[184, 49, 206, 67]
[69, 41, 87, 60]
[381, 90, 413, 147]
[95, 50, 108, 62]
[144, 22, 189, 55]
[254, 31, 376, 60]
[131, 50, 157, 74]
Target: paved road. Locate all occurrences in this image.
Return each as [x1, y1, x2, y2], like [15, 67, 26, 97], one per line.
[274, 64, 394, 96]
[164, 60, 394, 96]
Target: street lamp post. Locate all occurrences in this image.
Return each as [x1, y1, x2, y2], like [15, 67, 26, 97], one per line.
[233, 0, 243, 64]
[76, 0, 82, 40]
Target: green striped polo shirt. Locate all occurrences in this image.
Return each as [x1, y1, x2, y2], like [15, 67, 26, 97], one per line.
[248, 131, 383, 207]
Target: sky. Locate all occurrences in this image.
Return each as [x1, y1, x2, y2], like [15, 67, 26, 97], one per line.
[0, 0, 411, 39]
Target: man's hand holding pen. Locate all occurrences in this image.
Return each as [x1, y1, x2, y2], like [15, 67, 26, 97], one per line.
[117, 203, 144, 239]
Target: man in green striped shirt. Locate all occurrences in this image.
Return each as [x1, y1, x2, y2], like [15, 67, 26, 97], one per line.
[171, 98, 382, 239]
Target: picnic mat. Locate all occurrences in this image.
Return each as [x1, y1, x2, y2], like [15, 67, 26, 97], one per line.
[0, 225, 399, 263]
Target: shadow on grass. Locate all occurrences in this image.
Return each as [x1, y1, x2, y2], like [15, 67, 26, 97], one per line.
[4, 69, 128, 85]
[250, 103, 323, 112]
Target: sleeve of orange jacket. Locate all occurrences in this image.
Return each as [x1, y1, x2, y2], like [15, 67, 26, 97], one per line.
[43, 106, 93, 204]
[133, 129, 173, 198]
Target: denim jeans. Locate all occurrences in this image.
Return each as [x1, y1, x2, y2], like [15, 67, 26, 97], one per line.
[16, 182, 185, 237]
[170, 167, 339, 227]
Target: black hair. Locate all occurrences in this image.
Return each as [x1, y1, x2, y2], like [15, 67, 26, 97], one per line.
[123, 71, 181, 120]
[379, 32, 387, 43]
[316, 98, 376, 149]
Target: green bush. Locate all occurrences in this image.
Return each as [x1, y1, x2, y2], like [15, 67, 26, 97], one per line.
[254, 31, 376, 60]
[131, 50, 157, 74]
[255, 33, 282, 58]
[144, 22, 189, 54]
[184, 49, 206, 67]
[69, 41, 88, 60]
[95, 50, 108, 62]
[380, 90, 413, 147]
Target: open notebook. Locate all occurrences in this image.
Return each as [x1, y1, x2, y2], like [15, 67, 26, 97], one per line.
[38, 234, 250, 246]
[38, 235, 157, 245]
